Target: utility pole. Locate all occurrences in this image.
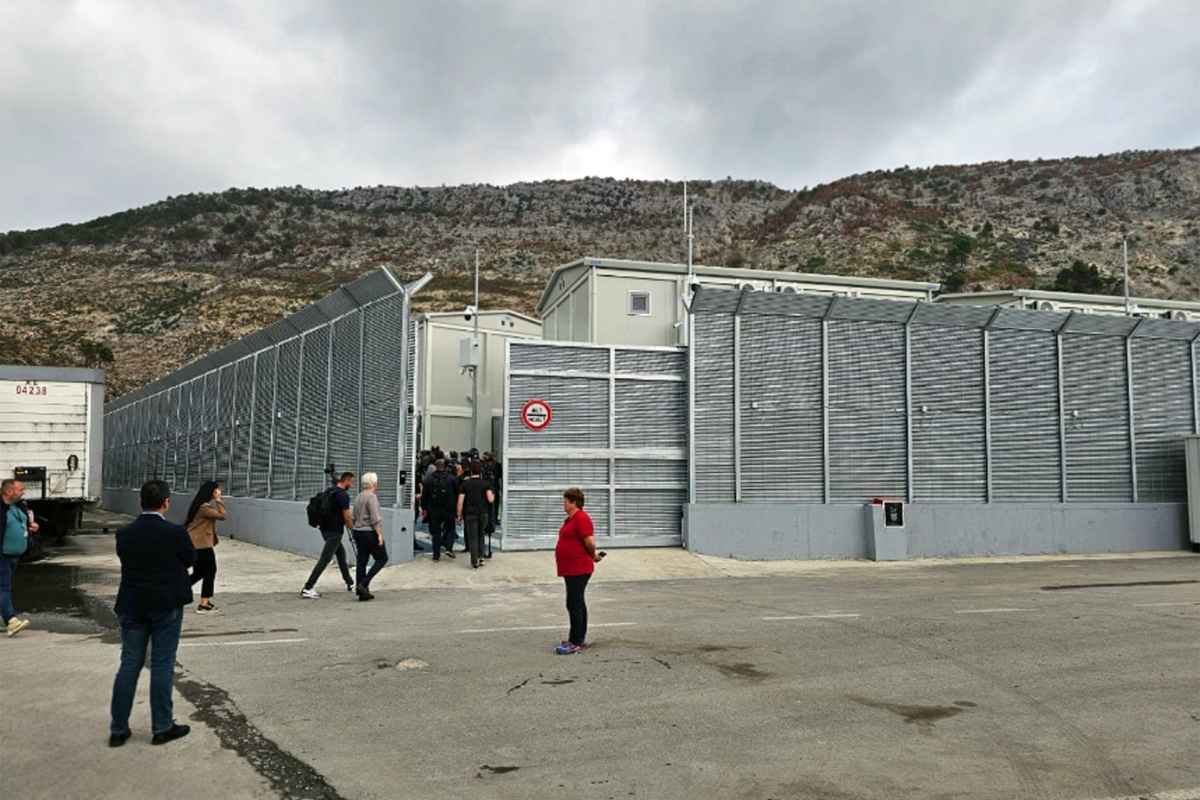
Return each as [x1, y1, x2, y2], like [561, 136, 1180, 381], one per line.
[1122, 235, 1131, 316]
[471, 247, 480, 451]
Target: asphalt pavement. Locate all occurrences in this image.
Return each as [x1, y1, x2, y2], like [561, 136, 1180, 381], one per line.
[5, 523, 1200, 800]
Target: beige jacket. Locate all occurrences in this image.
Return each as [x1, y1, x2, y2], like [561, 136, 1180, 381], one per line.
[186, 500, 225, 549]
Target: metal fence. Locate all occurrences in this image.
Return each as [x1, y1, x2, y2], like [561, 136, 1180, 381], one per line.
[103, 269, 426, 510]
[502, 340, 687, 547]
[690, 287, 1200, 505]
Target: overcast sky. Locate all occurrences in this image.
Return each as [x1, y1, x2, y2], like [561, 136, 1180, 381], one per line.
[3, 0, 1197, 231]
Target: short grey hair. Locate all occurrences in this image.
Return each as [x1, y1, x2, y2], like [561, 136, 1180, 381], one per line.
[361, 472, 379, 489]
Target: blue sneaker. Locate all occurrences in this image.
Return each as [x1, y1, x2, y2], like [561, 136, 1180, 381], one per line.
[555, 643, 582, 655]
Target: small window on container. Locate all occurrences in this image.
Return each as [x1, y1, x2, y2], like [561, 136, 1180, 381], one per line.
[628, 290, 652, 316]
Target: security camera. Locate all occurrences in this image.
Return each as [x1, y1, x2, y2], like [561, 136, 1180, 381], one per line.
[464, 304, 477, 322]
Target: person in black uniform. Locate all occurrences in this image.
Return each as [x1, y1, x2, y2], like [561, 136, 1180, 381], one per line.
[421, 459, 457, 560]
[457, 460, 495, 568]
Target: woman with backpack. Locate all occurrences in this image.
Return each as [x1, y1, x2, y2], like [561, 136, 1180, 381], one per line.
[185, 480, 226, 614]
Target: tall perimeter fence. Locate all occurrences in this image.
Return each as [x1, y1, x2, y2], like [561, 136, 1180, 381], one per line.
[689, 287, 1200, 507]
[103, 269, 424, 519]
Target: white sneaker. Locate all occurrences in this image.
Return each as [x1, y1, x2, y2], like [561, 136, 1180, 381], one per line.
[300, 588, 320, 599]
[6, 617, 30, 637]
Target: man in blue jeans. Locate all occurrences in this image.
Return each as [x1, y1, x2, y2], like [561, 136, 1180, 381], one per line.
[108, 479, 195, 747]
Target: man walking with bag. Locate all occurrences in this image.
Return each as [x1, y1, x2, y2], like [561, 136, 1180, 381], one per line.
[301, 472, 356, 599]
[108, 480, 194, 746]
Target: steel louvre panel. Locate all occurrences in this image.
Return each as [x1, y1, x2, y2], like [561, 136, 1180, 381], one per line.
[693, 313, 736, 502]
[504, 490, 609, 539]
[1132, 337, 1191, 501]
[1064, 314, 1139, 337]
[739, 315, 824, 501]
[615, 459, 686, 485]
[827, 320, 907, 501]
[910, 326, 986, 501]
[508, 375, 609, 449]
[296, 326, 331, 501]
[1062, 334, 1132, 501]
[690, 287, 740, 314]
[989, 329, 1062, 501]
[614, 489, 686, 537]
[912, 303, 995, 330]
[202, 371, 220, 481]
[738, 290, 831, 319]
[217, 364, 236, 484]
[992, 308, 1069, 332]
[249, 351, 276, 498]
[185, 380, 204, 491]
[229, 359, 255, 497]
[270, 339, 301, 499]
[362, 296, 404, 507]
[614, 381, 686, 450]
[511, 343, 610, 373]
[829, 297, 916, 324]
[1134, 318, 1200, 341]
[508, 459, 609, 485]
[327, 314, 361, 485]
[614, 349, 686, 375]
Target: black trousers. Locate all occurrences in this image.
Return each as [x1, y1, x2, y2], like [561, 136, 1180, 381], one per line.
[428, 512, 453, 558]
[305, 530, 353, 590]
[463, 515, 483, 565]
[190, 548, 216, 598]
[352, 530, 388, 589]
[564, 573, 591, 646]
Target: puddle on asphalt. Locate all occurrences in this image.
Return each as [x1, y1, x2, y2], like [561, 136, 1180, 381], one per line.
[11, 561, 107, 635]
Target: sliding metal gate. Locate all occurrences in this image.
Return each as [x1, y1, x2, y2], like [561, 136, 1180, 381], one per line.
[501, 340, 687, 549]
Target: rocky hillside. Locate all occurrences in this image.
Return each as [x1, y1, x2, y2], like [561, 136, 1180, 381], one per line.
[2, 147, 1198, 397]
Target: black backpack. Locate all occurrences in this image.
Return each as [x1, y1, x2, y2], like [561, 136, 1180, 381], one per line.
[427, 472, 453, 510]
[306, 488, 335, 528]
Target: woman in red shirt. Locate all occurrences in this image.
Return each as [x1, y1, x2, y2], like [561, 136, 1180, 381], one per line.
[554, 487, 604, 655]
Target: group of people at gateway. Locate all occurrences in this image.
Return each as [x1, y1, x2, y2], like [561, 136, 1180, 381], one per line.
[15, 448, 595, 748]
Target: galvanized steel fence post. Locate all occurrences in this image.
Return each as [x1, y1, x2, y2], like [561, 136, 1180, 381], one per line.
[687, 313, 696, 504]
[983, 309, 1001, 504]
[904, 304, 917, 503]
[357, 310, 365, 479]
[1056, 315, 1071, 503]
[733, 291, 745, 503]
[266, 346, 280, 498]
[1192, 333, 1200, 434]
[1126, 321, 1143, 502]
[246, 354, 258, 493]
[292, 332, 306, 500]
[323, 322, 334, 481]
[609, 347, 617, 535]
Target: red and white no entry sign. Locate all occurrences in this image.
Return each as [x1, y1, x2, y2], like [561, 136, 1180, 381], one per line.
[521, 399, 552, 431]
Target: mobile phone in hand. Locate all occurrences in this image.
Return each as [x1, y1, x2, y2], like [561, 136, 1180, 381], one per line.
[598, 550, 607, 559]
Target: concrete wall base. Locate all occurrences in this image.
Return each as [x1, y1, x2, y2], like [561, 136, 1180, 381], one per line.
[102, 489, 414, 564]
[684, 502, 1189, 560]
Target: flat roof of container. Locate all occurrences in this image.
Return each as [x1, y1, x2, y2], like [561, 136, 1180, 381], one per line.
[537, 256, 941, 313]
[0, 365, 106, 384]
[936, 289, 1200, 312]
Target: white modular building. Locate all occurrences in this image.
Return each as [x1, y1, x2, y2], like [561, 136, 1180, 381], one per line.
[537, 256, 940, 347]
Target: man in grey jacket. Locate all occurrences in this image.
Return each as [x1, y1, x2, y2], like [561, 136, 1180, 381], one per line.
[351, 472, 388, 601]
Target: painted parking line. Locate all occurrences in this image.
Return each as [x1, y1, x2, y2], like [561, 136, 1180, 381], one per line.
[1089, 788, 1200, 800]
[953, 608, 1034, 615]
[457, 622, 639, 634]
[1134, 601, 1200, 608]
[761, 614, 861, 621]
[179, 638, 309, 648]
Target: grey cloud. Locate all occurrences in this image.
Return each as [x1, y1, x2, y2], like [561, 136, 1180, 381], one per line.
[2, 0, 1197, 231]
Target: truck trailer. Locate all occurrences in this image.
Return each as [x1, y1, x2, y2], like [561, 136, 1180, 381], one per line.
[1, 365, 105, 540]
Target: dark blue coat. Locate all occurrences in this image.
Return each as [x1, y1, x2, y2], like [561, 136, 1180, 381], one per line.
[114, 513, 196, 617]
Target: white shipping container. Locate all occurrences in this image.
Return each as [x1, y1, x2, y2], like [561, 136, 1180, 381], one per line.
[0, 366, 105, 502]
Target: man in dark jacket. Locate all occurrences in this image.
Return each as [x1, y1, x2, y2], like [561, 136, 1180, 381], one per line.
[108, 480, 195, 748]
[421, 459, 457, 561]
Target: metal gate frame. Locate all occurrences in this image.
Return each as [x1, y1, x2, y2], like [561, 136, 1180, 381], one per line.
[502, 339, 687, 548]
